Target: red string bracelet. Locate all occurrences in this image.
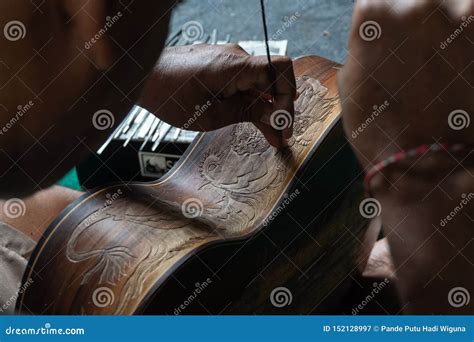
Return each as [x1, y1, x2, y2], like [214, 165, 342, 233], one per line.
[364, 143, 473, 192]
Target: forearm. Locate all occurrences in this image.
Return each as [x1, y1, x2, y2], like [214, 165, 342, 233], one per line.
[136, 44, 296, 148]
[371, 154, 473, 313]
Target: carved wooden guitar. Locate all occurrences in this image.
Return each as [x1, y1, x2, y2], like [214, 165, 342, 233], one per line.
[18, 56, 373, 315]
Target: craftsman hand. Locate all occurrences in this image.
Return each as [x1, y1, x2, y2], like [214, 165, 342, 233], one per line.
[338, 0, 474, 171]
[138, 44, 297, 148]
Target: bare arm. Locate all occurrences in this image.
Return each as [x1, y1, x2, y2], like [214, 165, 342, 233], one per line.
[138, 44, 296, 148]
[371, 154, 473, 313]
[339, 0, 473, 313]
[0, 0, 175, 198]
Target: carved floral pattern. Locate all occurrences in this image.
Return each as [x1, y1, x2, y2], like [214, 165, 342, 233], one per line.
[65, 76, 338, 314]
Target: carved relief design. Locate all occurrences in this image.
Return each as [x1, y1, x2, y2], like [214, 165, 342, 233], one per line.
[64, 75, 339, 314]
[66, 198, 214, 313]
[196, 76, 338, 233]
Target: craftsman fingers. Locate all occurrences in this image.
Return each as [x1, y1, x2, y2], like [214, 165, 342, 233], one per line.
[212, 93, 287, 148]
[228, 54, 297, 140]
[242, 56, 296, 139]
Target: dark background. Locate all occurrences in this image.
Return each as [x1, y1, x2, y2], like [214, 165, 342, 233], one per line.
[169, 0, 354, 63]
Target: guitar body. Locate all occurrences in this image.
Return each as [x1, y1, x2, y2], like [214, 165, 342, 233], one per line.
[18, 56, 370, 315]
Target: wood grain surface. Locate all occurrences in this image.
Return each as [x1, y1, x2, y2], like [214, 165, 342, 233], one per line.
[18, 56, 372, 315]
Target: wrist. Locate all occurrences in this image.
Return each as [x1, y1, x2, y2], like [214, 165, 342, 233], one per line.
[368, 149, 474, 203]
[366, 149, 474, 314]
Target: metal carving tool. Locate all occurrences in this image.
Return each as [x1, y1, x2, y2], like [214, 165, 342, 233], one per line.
[165, 28, 182, 46]
[97, 122, 122, 155]
[259, 0, 277, 101]
[140, 117, 160, 151]
[210, 29, 217, 45]
[171, 128, 181, 142]
[151, 123, 172, 151]
[151, 120, 164, 143]
[97, 105, 139, 155]
[121, 105, 141, 135]
[136, 113, 155, 140]
[123, 108, 148, 147]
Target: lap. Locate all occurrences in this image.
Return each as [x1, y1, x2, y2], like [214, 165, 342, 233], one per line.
[0, 185, 82, 314]
[0, 185, 83, 242]
[0, 221, 34, 314]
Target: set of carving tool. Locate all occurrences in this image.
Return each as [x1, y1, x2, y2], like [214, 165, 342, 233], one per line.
[79, 21, 288, 188]
[95, 25, 231, 157]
